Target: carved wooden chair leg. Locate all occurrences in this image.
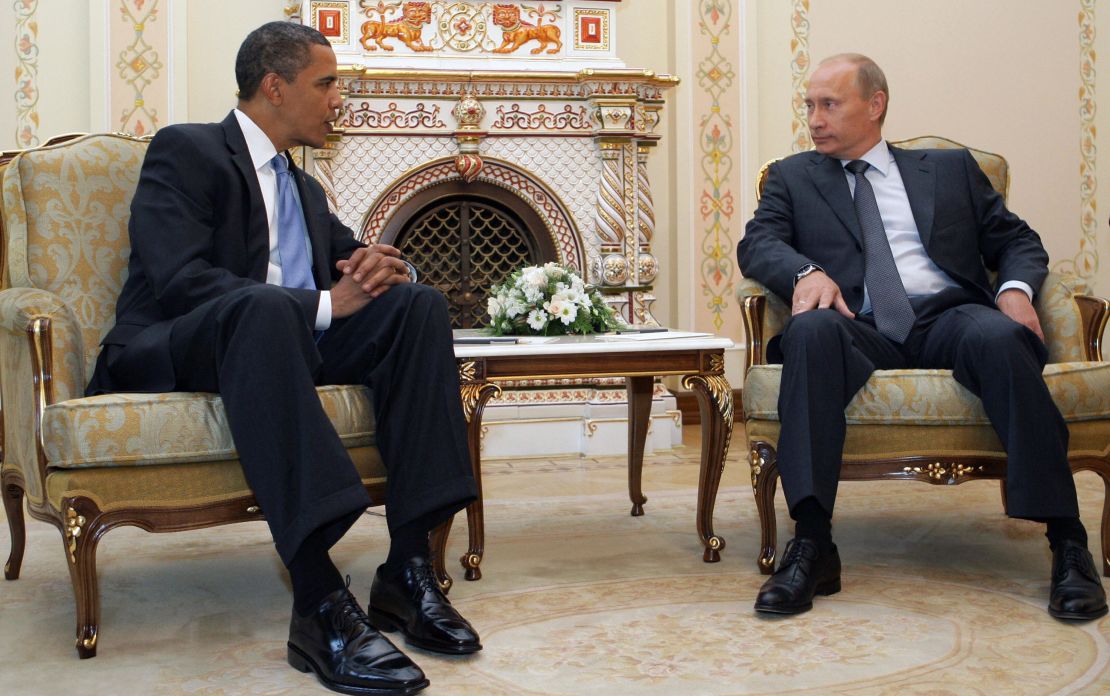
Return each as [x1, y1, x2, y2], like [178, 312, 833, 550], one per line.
[1073, 460, 1110, 577]
[429, 518, 454, 594]
[61, 497, 103, 658]
[2, 478, 26, 580]
[751, 442, 779, 575]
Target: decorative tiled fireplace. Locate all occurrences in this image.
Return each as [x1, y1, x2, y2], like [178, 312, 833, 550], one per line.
[295, 0, 681, 457]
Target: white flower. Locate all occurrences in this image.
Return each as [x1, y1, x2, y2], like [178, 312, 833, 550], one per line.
[522, 285, 543, 303]
[526, 308, 549, 331]
[545, 298, 578, 325]
[487, 296, 503, 319]
[521, 267, 547, 289]
[504, 297, 526, 318]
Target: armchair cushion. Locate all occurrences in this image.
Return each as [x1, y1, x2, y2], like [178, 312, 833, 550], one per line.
[42, 385, 375, 469]
[744, 361, 1110, 426]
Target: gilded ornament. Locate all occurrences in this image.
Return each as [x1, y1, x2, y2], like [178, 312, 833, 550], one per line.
[454, 153, 484, 182]
[902, 461, 984, 484]
[749, 449, 765, 489]
[453, 94, 485, 129]
[637, 253, 658, 283]
[602, 254, 628, 285]
[65, 506, 86, 565]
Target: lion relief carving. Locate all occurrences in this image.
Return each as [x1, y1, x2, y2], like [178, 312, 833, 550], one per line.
[491, 4, 562, 55]
[360, 1, 433, 52]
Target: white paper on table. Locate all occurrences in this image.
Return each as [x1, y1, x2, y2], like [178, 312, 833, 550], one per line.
[514, 336, 559, 344]
[597, 330, 713, 341]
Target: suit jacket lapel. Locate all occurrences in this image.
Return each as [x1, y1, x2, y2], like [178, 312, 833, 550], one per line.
[806, 154, 861, 244]
[891, 146, 936, 248]
[222, 113, 271, 281]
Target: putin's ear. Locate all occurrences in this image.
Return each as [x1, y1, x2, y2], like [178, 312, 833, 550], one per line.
[869, 90, 887, 122]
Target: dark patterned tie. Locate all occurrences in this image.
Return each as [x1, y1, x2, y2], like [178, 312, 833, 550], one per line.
[271, 153, 316, 290]
[845, 159, 915, 343]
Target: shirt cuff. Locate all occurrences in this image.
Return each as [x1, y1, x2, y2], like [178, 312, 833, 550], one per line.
[315, 290, 332, 331]
[996, 280, 1034, 303]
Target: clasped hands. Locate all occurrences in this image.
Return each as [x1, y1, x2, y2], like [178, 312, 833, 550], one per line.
[791, 271, 1045, 342]
[331, 243, 410, 318]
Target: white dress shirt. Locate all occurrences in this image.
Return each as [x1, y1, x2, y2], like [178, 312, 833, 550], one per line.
[233, 109, 332, 330]
[844, 140, 1032, 313]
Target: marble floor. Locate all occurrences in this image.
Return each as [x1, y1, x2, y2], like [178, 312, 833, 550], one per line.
[2, 424, 1109, 694]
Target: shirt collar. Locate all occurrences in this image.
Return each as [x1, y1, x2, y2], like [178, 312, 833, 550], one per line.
[841, 139, 892, 177]
[233, 108, 280, 172]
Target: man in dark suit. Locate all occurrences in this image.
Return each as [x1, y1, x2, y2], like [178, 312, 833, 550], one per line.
[738, 53, 1107, 620]
[87, 21, 478, 695]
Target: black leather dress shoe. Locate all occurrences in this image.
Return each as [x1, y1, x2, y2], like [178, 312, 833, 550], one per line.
[287, 587, 429, 695]
[368, 557, 482, 654]
[1048, 540, 1108, 621]
[754, 538, 841, 615]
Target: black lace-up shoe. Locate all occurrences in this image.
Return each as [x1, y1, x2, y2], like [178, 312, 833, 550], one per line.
[287, 587, 429, 695]
[368, 557, 482, 654]
[1048, 540, 1108, 621]
[754, 537, 841, 615]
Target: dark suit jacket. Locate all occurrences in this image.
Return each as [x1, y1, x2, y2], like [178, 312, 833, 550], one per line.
[737, 145, 1049, 312]
[88, 111, 364, 394]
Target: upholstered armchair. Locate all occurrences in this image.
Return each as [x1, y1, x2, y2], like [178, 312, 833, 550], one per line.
[0, 134, 389, 658]
[738, 136, 1110, 575]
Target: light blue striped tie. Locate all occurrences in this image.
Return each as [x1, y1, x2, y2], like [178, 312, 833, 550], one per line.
[271, 153, 315, 290]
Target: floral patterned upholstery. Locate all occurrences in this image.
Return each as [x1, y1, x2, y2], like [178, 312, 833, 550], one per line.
[43, 385, 375, 469]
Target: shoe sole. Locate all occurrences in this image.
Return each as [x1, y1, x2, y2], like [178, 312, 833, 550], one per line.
[367, 607, 483, 655]
[287, 642, 430, 695]
[1048, 604, 1109, 622]
[753, 578, 842, 615]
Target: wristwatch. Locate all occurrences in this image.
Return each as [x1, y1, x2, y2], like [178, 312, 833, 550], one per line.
[793, 263, 823, 287]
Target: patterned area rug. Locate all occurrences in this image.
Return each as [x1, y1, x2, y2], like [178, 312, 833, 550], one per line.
[2, 444, 1109, 694]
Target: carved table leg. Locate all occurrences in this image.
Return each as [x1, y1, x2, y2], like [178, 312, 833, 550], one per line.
[2, 477, 26, 580]
[626, 376, 653, 516]
[683, 365, 733, 562]
[456, 361, 500, 582]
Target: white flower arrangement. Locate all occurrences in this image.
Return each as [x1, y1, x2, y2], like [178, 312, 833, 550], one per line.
[487, 263, 622, 336]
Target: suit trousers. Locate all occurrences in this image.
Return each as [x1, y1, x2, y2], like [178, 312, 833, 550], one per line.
[102, 282, 477, 565]
[771, 294, 1078, 521]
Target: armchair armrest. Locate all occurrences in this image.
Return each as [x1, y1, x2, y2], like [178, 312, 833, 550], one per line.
[1076, 294, 1109, 361]
[1, 287, 87, 500]
[0, 287, 86, 403]
[737, 277, 789, 374]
